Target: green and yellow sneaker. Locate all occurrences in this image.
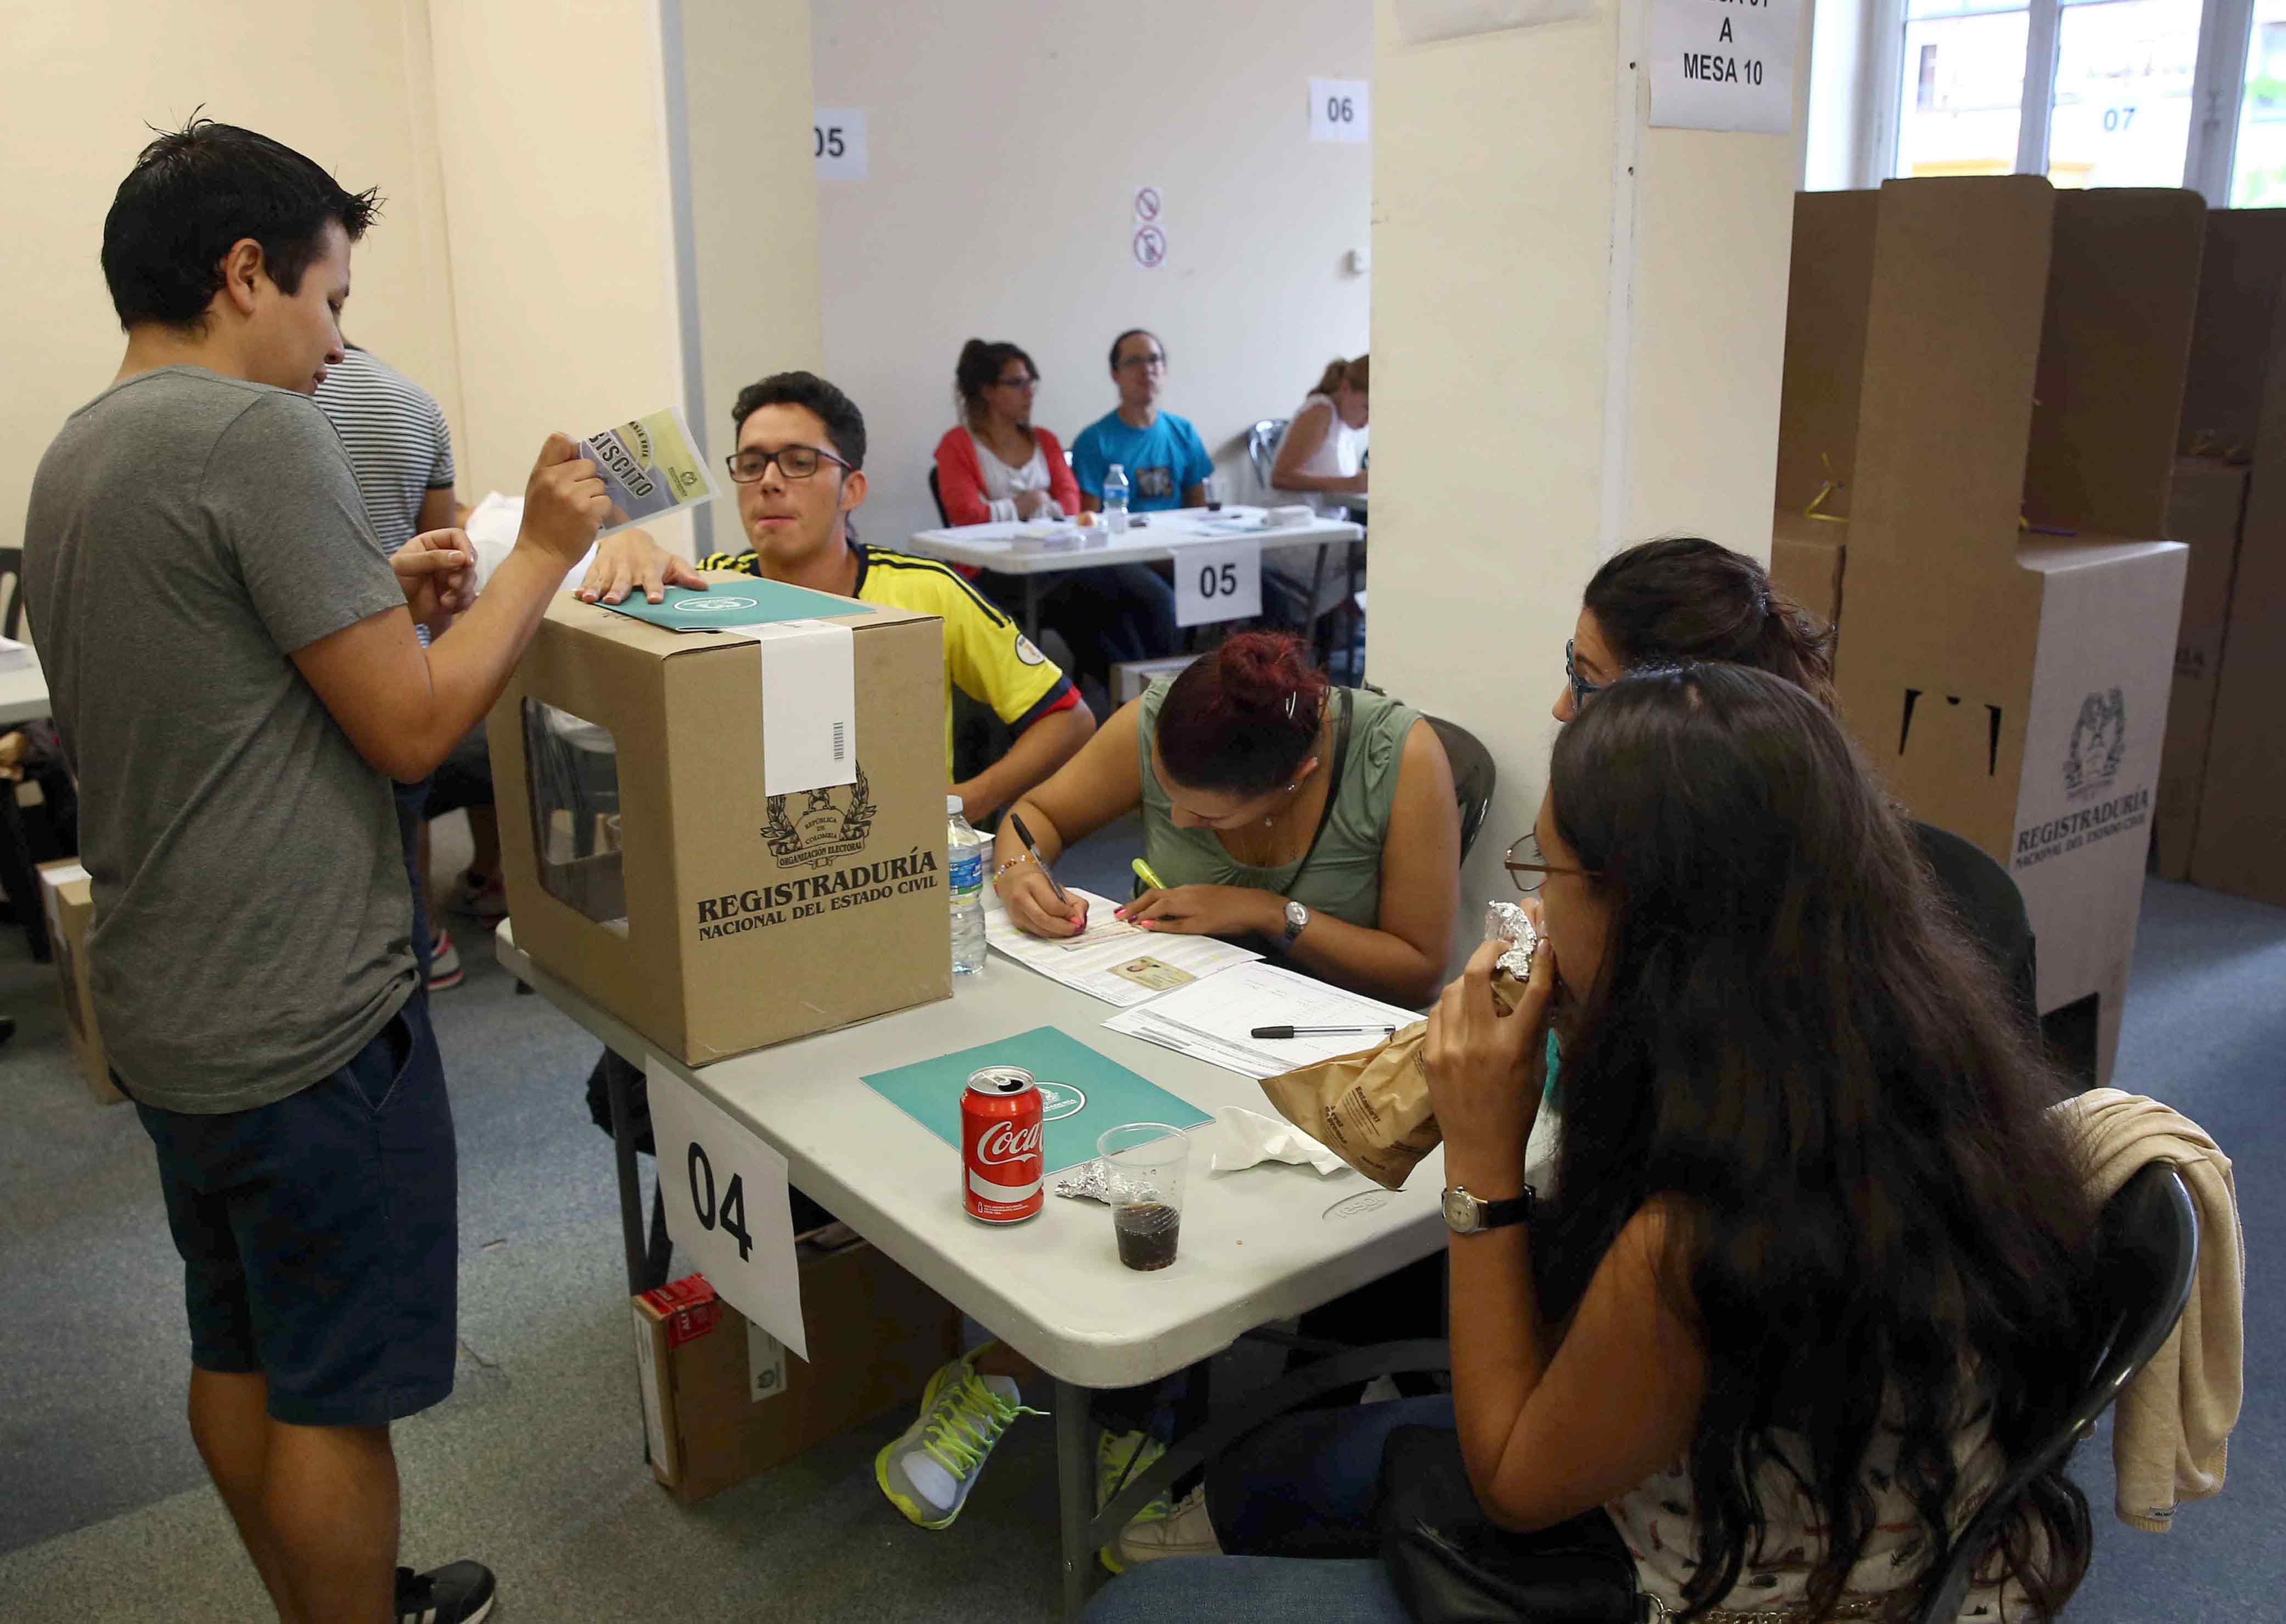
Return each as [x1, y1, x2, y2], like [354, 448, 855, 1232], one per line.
[875, 1347, 1044, 1530]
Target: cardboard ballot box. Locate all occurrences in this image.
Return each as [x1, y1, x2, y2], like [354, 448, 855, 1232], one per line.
[490, 579, 951, 1066]
[36, 861, 122, 1105]
[1773, 178, 2197, 1087]
[632, 1243, 962, 1504]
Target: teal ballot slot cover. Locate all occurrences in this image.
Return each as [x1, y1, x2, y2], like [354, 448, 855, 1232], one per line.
[862, 1026, 1210, 1176]
[596, 581, 878, 633]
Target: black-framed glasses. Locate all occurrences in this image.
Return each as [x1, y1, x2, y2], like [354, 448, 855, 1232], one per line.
[1503, 830, 1596, 894]
[1114, 352, 1169, 372]
[723, 443, 851, 484]
[1565, 638, 1607, 713]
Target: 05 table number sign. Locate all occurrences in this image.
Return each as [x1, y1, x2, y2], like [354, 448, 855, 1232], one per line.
[645, 1053, 811, 1358]
[1174, 540, 1264, 628]
[811, 108, 868, 179]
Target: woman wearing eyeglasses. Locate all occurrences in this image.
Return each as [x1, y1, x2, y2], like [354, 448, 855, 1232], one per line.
[1551, 537, 2040, 1043]
[1083, 664, 2099, 1624]
[934, 338, 1179, 694]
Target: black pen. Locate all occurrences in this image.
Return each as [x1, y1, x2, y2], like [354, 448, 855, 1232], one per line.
[1251, 1024, 1396, 1039]
[1007, 812, 1072, 907]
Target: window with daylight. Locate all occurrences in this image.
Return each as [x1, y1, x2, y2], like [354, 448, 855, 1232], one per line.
[1865, 0, 2286, 207]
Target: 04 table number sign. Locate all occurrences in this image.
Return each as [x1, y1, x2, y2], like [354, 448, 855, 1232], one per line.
[645, 1053, 811, 1359]
[1646, 0, 1800, 135]
[1174, 540, 1263, 628]
[811, 108, 868, 179]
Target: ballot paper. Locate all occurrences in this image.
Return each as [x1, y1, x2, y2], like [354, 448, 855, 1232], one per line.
[1102, 961, 1419, 1081]
[581, 406, 718, 537]
[0, 636, 30, 671]
[984, 887, 1260, 1007]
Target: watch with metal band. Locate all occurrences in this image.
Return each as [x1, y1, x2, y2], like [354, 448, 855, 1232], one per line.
[1281, 899, 1311, 947]
[1441, 1183, 1534, 1234]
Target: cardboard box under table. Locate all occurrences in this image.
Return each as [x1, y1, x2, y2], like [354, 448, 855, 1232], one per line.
[632, 1242, 961, 1504]
[1772, 178, 2198, 1087]
[490, 577, 951, 1066]
[36, 859, 122, 1104]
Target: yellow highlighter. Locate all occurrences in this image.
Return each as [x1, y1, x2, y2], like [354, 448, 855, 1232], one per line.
[1131, 858, 1167, 891]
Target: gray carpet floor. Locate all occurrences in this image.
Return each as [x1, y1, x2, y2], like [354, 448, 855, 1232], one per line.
[0, 821, 2277, 1621]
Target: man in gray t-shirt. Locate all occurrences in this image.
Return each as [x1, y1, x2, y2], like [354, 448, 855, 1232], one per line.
[29, 367, 417, 1109]
[22, 119, 607, 1624]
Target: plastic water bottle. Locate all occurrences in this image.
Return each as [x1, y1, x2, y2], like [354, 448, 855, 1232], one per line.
[1102, 463, 1131, 535]
[947, 795, 987, 976]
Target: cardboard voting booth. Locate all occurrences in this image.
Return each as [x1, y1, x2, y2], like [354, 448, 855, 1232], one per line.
[1773, 178, 2196, 1088]
[2179, 210, 2286, 906]
[489, 577, 952, 1066]
[632, 1243, 961, 1504]
[2156, 459, 2250, 879]
[36, 861, 121, 1105]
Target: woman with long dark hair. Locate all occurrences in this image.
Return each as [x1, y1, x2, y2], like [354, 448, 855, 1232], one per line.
[1084, 664, 2098, 1622]
[1559, 536, 2040, 1039]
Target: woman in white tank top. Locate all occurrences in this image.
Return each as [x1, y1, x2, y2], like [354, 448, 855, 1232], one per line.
[1269, 354, 1369, 516]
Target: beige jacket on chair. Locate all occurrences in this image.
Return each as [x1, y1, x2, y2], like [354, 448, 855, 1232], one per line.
[2066, 1089, 2245, 1532]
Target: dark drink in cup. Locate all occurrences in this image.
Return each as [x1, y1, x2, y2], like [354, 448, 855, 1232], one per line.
[1114, 1202, 1181, 1271]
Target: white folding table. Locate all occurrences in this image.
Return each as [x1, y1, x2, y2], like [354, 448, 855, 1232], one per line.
[495, 919, 1444, 1615]
[903, 507, 1364, 641]
[0, 644, 48, 727]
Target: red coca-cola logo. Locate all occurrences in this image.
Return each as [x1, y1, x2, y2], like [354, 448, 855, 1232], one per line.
[975, 1120, 1043, 1166]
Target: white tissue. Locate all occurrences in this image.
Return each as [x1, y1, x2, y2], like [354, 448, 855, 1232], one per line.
[1211, 1107, 1349, 1176]
[1263, 504, 1316, 528]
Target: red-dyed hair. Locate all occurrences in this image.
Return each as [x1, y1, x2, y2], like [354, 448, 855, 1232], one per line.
[1156, 633, 1329, 794]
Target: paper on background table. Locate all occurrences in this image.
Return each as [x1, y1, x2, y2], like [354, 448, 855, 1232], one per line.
[861, 1026, 1211, 1176]
[984, 888, 1260, 1007]
[581, 406, 718, 538]
[645, 1057, 808, 1359]
[1102, 961, 1419, 1081]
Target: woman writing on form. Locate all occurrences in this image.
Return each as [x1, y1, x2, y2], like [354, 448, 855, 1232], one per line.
[994, 633, 1459, 1009]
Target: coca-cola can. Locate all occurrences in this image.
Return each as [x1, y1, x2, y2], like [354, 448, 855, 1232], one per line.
[962, 1065, 1044, 1223]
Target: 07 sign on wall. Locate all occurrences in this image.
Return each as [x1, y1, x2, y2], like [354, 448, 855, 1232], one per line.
[813, 109, 867, 179]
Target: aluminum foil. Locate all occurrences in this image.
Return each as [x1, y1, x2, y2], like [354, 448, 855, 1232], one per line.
[1483, 900, 1539, 982]
[1053, 1159, 1116, 1204]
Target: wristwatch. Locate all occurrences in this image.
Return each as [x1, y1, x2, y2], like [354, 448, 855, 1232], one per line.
[1281, 899, 1311, 948]
[1442, 1184, 1534, 1234]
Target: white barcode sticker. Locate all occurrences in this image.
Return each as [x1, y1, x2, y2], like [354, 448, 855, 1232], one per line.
[747, 1317, 789, 1402]
[746, 619, 858, 796]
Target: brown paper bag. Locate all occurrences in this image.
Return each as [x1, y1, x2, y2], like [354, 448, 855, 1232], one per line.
[1258, 971, 1527, 1191]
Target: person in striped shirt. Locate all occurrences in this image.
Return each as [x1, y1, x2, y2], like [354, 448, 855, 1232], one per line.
[578, 370, 1095, 823]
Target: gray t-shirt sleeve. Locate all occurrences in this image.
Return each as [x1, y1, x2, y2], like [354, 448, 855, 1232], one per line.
[208, 393, 407, 654]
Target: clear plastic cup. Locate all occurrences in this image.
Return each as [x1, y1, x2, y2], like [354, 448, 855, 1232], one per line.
[1203, 474, 1229, 513]
[1097, 1122, 1191, 1272]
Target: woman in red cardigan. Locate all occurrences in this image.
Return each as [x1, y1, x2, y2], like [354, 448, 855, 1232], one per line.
[935, 339, 1176, 692]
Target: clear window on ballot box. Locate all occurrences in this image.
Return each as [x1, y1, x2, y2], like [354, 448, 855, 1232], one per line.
[522, 698, 629, 934]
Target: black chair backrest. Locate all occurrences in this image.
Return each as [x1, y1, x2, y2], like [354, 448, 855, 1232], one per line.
[1914, 1161, 2199, 1622]
[1, 545, 23, 642]
[1423, 715, 1495, 862]
[927, 467, 951, 527]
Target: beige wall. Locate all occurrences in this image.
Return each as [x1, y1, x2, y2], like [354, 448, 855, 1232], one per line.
[1368, 1, 1807, 963]
[674, 0, 825, 558]
[1, 0, 463, 565]
[425, 0, 689, 548]
[809, 0, 1375, 542]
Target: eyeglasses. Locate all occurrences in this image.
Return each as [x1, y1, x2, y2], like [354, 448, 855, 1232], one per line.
[1565, 638, 1607, 713]
[724, 443, 851, 484]
[993, 374, 1039, 391]
[1503, 830, 1596, 894]
[1114, 352, 1169, 372]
